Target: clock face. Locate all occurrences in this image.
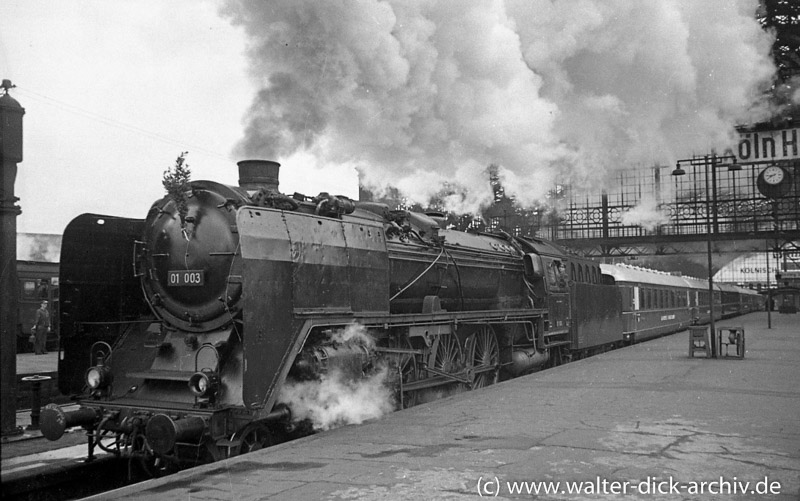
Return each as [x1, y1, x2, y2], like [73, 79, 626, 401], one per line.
[763, 166, 785, 185]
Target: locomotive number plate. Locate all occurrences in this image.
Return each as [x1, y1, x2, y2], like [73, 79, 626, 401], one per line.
[167, 270, 205, 286]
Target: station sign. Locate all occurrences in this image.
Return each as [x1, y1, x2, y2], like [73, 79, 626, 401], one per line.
[739, 267, 769, 275]
[734, 127, 799, 162]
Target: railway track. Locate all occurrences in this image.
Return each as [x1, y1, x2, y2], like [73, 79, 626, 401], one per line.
[1, 433, 152, 501]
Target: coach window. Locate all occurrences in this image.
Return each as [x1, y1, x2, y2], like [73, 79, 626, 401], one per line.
[570, 263, 576, 282]
[21, 280, 37, 299]
[620, 287, 632, 310]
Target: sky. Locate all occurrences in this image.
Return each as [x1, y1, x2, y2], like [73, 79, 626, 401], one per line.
[1, 0, 777, 236]
[1, 0, 359, 235]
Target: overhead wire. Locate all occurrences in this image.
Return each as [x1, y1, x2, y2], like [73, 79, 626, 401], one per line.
[13, 86, 231, 160]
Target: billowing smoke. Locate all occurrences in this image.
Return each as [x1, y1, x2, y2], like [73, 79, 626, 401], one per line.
[620, 196, 670, 231]
[278, 324, 395, 431]
[221, 0, 775, 213]
[17, 234, 62, 262]
[330, 322, 376, 347]
[279, 366, 394, 431]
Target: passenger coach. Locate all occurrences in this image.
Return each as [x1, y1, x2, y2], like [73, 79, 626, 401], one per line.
[600, 264, 763, 343]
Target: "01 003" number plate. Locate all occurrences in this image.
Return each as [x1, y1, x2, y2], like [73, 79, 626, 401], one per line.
[167, 270, 205, 286]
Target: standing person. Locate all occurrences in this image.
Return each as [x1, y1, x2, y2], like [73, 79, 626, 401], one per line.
[33, 300, 51, 355]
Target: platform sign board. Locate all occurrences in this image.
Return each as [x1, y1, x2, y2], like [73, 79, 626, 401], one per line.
[736, 127, 799, 163]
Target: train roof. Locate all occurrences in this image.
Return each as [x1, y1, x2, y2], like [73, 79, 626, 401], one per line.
[727, 284, 762, 296]
[601, 264, 763, 296]
[600, 263, 696, 288]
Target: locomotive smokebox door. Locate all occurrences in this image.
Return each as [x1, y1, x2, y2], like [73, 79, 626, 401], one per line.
[140, 181, 250, 332]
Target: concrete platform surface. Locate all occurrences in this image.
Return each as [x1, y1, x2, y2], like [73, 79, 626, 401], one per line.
[16, 351, 58, 376]
[87, 312, 799, 500]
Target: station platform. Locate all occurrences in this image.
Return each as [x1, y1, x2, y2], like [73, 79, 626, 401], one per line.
[54, 313, 800, 499]
[1, 351, 60, 447]
[9, 351, 63, 423]
[16, 351, 58, 376]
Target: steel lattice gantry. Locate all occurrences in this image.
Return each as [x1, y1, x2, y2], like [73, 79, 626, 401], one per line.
[547, 160, 800, 259]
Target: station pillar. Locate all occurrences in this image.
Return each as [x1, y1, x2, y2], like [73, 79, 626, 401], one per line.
[1, 79, 25, 436]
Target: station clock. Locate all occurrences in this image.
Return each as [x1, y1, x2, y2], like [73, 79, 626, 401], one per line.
[757, 165, 792, 198]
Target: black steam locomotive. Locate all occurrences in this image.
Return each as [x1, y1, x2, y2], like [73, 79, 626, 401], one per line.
[40, 160, 758, 471]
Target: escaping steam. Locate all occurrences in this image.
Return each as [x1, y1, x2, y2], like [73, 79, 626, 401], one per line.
[278, 324, 395, 431]
[620, 196, 670, 231]
[330, 322, 376, 347]
[279, 366, 394, 432]
[222, 0, 775, 213]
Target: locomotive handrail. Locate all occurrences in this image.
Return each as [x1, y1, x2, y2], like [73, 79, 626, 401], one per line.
[440, 245, 465, 310]
[77, 320, 155, 325]
[290, 308, 549, 331]
[132, 239, 147, 278]
[389, 247, 446, 301]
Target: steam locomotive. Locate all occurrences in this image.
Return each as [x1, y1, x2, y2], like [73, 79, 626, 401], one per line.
[40, 160, 760, 472]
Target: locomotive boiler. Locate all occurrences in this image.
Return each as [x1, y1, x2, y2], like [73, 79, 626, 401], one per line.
[41, 159, 621, 470]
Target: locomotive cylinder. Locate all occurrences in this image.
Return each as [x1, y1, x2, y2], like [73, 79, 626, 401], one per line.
[145, 414, 206, 455]
[40, 404, 99, 440]
[292, 343, 374, 380]
[509, 348, 549, 375]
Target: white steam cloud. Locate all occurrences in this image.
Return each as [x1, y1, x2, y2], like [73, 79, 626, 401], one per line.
[279, 367, 394, 432]
[278, 324, 395, 431]
[620, 196, 670, 231]
[222, 0, 775, 213]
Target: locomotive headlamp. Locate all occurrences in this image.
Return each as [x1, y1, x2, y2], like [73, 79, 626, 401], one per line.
[85, 365, 113, 390]
[188, 369, 220, 398]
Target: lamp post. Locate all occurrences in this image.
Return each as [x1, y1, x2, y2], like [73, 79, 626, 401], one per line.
[672, 154, 739, 358]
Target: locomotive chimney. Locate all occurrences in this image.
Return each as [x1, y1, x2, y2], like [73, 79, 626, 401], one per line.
[237, 159, 280, 192]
